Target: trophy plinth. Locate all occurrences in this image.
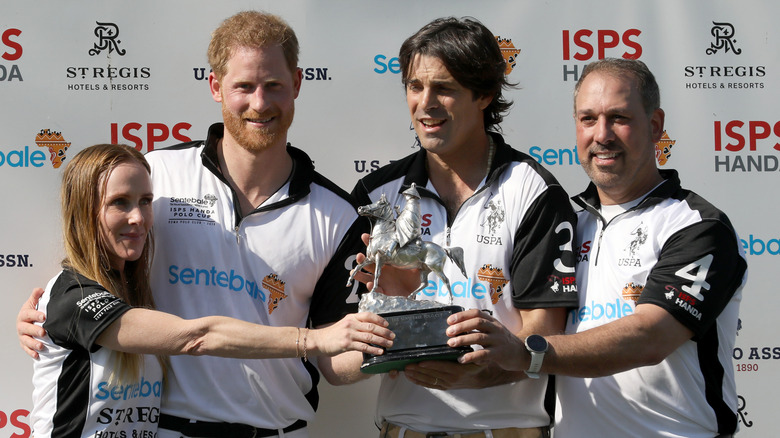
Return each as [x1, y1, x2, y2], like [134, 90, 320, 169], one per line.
[360, 305, 473, 374]
[349, 185, 472, 374]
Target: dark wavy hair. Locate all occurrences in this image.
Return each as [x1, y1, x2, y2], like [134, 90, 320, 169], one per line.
[399, 17, 515, 132]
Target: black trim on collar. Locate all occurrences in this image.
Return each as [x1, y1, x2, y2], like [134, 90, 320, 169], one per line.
[572, 168, 682, 213]
[197, 122, 316, 216]
[398, 131, 515, 198]
[400, 149, 432, 196]
[486, 131, 514, 186]
[201, 123, 224, 169]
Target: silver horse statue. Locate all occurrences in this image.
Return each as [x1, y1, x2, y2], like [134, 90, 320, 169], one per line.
[347, 188, 468, 303]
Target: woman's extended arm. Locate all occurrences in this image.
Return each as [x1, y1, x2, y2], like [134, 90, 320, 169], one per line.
[96, 308, 394, 359]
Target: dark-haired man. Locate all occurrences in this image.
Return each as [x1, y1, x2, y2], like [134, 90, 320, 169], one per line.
[353, 17, 578, 438]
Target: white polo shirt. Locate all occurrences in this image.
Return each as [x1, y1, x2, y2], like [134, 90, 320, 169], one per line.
[353, 132, 578, 432]
[556, 170, 746, 438]
[146, 123, 364, 429]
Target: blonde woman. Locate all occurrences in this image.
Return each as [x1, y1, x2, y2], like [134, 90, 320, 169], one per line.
[30, 144, 393, 438]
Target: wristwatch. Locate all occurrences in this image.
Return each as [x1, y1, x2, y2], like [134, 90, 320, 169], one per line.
[524, 334, 548, 379]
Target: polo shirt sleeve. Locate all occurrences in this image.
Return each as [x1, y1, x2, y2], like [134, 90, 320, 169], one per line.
[510, 185, 579, 309]
[42, 272, 132, 352]
[637, 220, 746, 339]
[308, 217, 367, 327]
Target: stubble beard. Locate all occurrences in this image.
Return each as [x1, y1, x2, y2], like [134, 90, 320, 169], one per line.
[585, 166, 619, 193]
[222, 104, 294, 152]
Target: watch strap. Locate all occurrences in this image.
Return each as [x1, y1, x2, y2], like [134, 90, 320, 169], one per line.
[525, 351, 543, 378]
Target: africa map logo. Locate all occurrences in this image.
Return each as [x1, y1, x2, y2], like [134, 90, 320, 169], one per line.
[496, 36, 521, 74]
[35, 129, 71, 168]
[262, 273, 288, 314]
[655, 130, 676, 166]
[477, 264, 507, 304]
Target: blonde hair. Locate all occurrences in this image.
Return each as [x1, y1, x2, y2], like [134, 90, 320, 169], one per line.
[60, 144, 156, 382]
[207, 10, 299, 79]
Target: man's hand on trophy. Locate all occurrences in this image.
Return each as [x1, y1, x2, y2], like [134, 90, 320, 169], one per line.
[402, 360, 489, 390]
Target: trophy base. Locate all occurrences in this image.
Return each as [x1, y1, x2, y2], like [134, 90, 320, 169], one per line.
[361, 345, 473, 374]
[360, 305, 473, 374]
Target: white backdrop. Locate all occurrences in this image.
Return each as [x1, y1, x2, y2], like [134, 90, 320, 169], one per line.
[1, 1, 777, 436]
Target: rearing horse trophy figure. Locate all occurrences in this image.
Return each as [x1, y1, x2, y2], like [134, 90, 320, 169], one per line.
[347, 184, 468, 304]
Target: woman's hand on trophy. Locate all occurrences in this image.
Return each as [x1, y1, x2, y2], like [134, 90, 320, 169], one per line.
[312, 312, 395, 357]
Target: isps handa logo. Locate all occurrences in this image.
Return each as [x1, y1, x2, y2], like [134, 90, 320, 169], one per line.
[0, 129, 69, 169]
[0, 408, 29, 438]
[1, 27, 24, 82]
[561, 28, 643, 82]
[714, 119, 780, 173]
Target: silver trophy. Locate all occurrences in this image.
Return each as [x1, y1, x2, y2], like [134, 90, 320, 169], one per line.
[347, 184, 472, 373]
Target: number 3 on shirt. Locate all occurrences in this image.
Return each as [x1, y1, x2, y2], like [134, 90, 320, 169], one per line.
[554, 222, 576, 274]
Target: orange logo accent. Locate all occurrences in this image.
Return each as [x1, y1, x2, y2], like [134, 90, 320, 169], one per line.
[262, 274, 288, 314]
[477, 264, 508, 304]
[621, 282, 644, 302]
[35, 129, 71, 168]
[655, 130, 676, 166]
[496, 37, 521, 75]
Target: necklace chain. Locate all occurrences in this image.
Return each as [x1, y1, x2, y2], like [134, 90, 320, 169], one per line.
[485, 136, 496, 178]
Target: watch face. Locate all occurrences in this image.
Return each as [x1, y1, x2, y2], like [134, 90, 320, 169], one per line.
[526, 335, 548, 352]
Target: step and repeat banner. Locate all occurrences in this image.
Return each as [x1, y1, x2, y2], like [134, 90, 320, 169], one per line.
[1, 1, 777, 436]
